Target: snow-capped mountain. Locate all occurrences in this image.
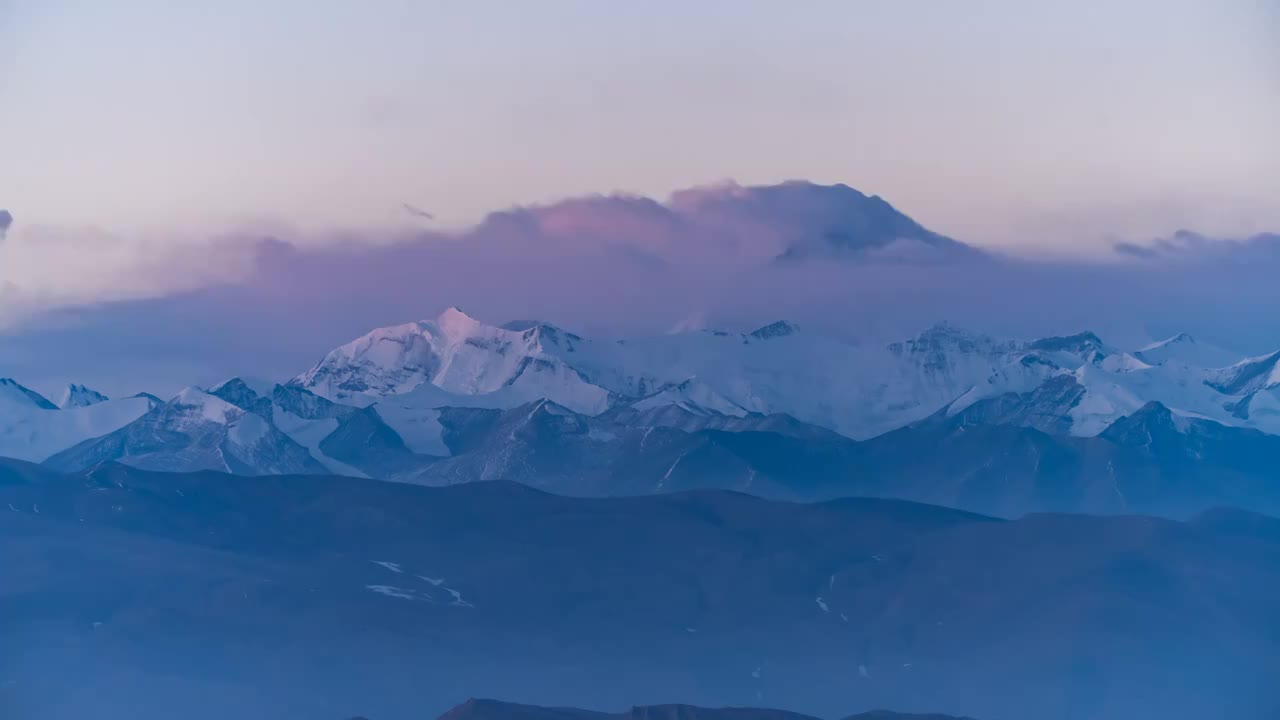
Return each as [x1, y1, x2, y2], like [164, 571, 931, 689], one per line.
[934, 328, 1280, 437]
[1134, 332, 1238, 368]
[295, 307, 1275, 442]
[294, 307, 611, 414]
[12, 304, 1280, 515]
[40, 376, 438, 478]
[18, 323, 1280, 516]
[0, 378, 154, 462]
[294, 308, 1015, 440]
[0, 378, 58, 410]
[46, 387, 326, 475]
[56, 383, 110, 409]
[1205, 350, 1280, 396]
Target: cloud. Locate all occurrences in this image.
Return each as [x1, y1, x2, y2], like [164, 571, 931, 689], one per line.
[0, 181, 1277, 396]
[1114, 229, 1280, 264]
[0, 221, 268, 328]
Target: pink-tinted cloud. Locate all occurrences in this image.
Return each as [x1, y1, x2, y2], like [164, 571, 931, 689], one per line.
[1, 181, 1278, 397]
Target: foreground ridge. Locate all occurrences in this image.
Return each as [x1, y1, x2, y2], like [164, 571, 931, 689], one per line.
[436, 698, 980, 720]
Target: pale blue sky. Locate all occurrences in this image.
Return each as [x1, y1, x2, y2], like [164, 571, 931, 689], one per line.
[1, 0, 1277, 249]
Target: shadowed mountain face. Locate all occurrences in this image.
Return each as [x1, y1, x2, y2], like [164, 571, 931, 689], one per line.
[41, 372, 1280, 519]
[438, 699, 818, 720]
[436, 698, 976, 720]
[2, 460, 1277, 720]
[43, 387, 326, 476]
[410, 396, 1280, 518]
[27, 308, 1280, 520]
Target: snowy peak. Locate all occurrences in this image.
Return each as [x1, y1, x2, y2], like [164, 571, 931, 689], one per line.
[898, 322, 1004, 350]
[209, 377, 279, 417]
[296, 307, 497, 399]
[294, 306, 608, 412]
[286, 306, 1280, 443]
[1142, 332, 1195, 350]
[1135, 332, 1237, 368]
[57, 383, 110, 409]
[434, 305, 486, 339]
[629, 378, 751, 418]
[1023, 330, 1148, 371]
[168, 387, 243, 425]
[888, 323, 1012, 366]
[293, 320, 441, 400]
[210, 376, 278, 398]
[501, 319, 584, 351]
[0, 382, 154, 462]
[436, 307, 579, 354]
[0, 378, 58, 410]
[1205, 351, 1280, 395]
[1134, 333, 1195, 365]
[162, 386, 284, 451]
[47, 385, 328, 476]
[947, 374, 1086, 436]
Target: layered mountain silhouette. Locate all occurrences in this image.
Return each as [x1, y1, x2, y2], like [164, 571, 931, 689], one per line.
[45, 377, 1280, 518]
[3, 461, 1276, 720]
[436, 698, 978, 720]
[25, 305, 1280, 518]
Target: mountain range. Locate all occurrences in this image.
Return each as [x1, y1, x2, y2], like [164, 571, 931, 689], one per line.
[0, 378, 155, 463]
[5, 184, 1280, 720]
[4, 461, 1276, 720]
[6, 306, 1276, 517]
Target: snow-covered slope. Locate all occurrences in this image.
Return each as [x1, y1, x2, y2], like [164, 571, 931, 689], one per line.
[56, 383, 110, 408]
[22, 307, 1280, 478]
[45, 387, 327, 475]
[0, 378, 154, 461]
[1205, 351, 1280, 396]
[1135, 333, 1238, 368]
[294, 307, 611, 414]
[295, 307, 1280, 441]
[627, 378, 752, 418]
[296, 309, 1010, 439]
[947, 333, 1269, 437]
[0, 378, 58, 410]
[208, 377, 429, 476]
[41, 376, 439, 478]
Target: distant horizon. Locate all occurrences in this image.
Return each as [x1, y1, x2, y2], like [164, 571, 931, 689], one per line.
[2, 1, 1278, 409]
[3, 173, 1280, 399]
[0, 299, 1267, 402]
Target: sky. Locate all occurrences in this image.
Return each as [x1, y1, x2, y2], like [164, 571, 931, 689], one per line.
[2, 1, 1277, 248]
[1, 1, 1279, 394]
